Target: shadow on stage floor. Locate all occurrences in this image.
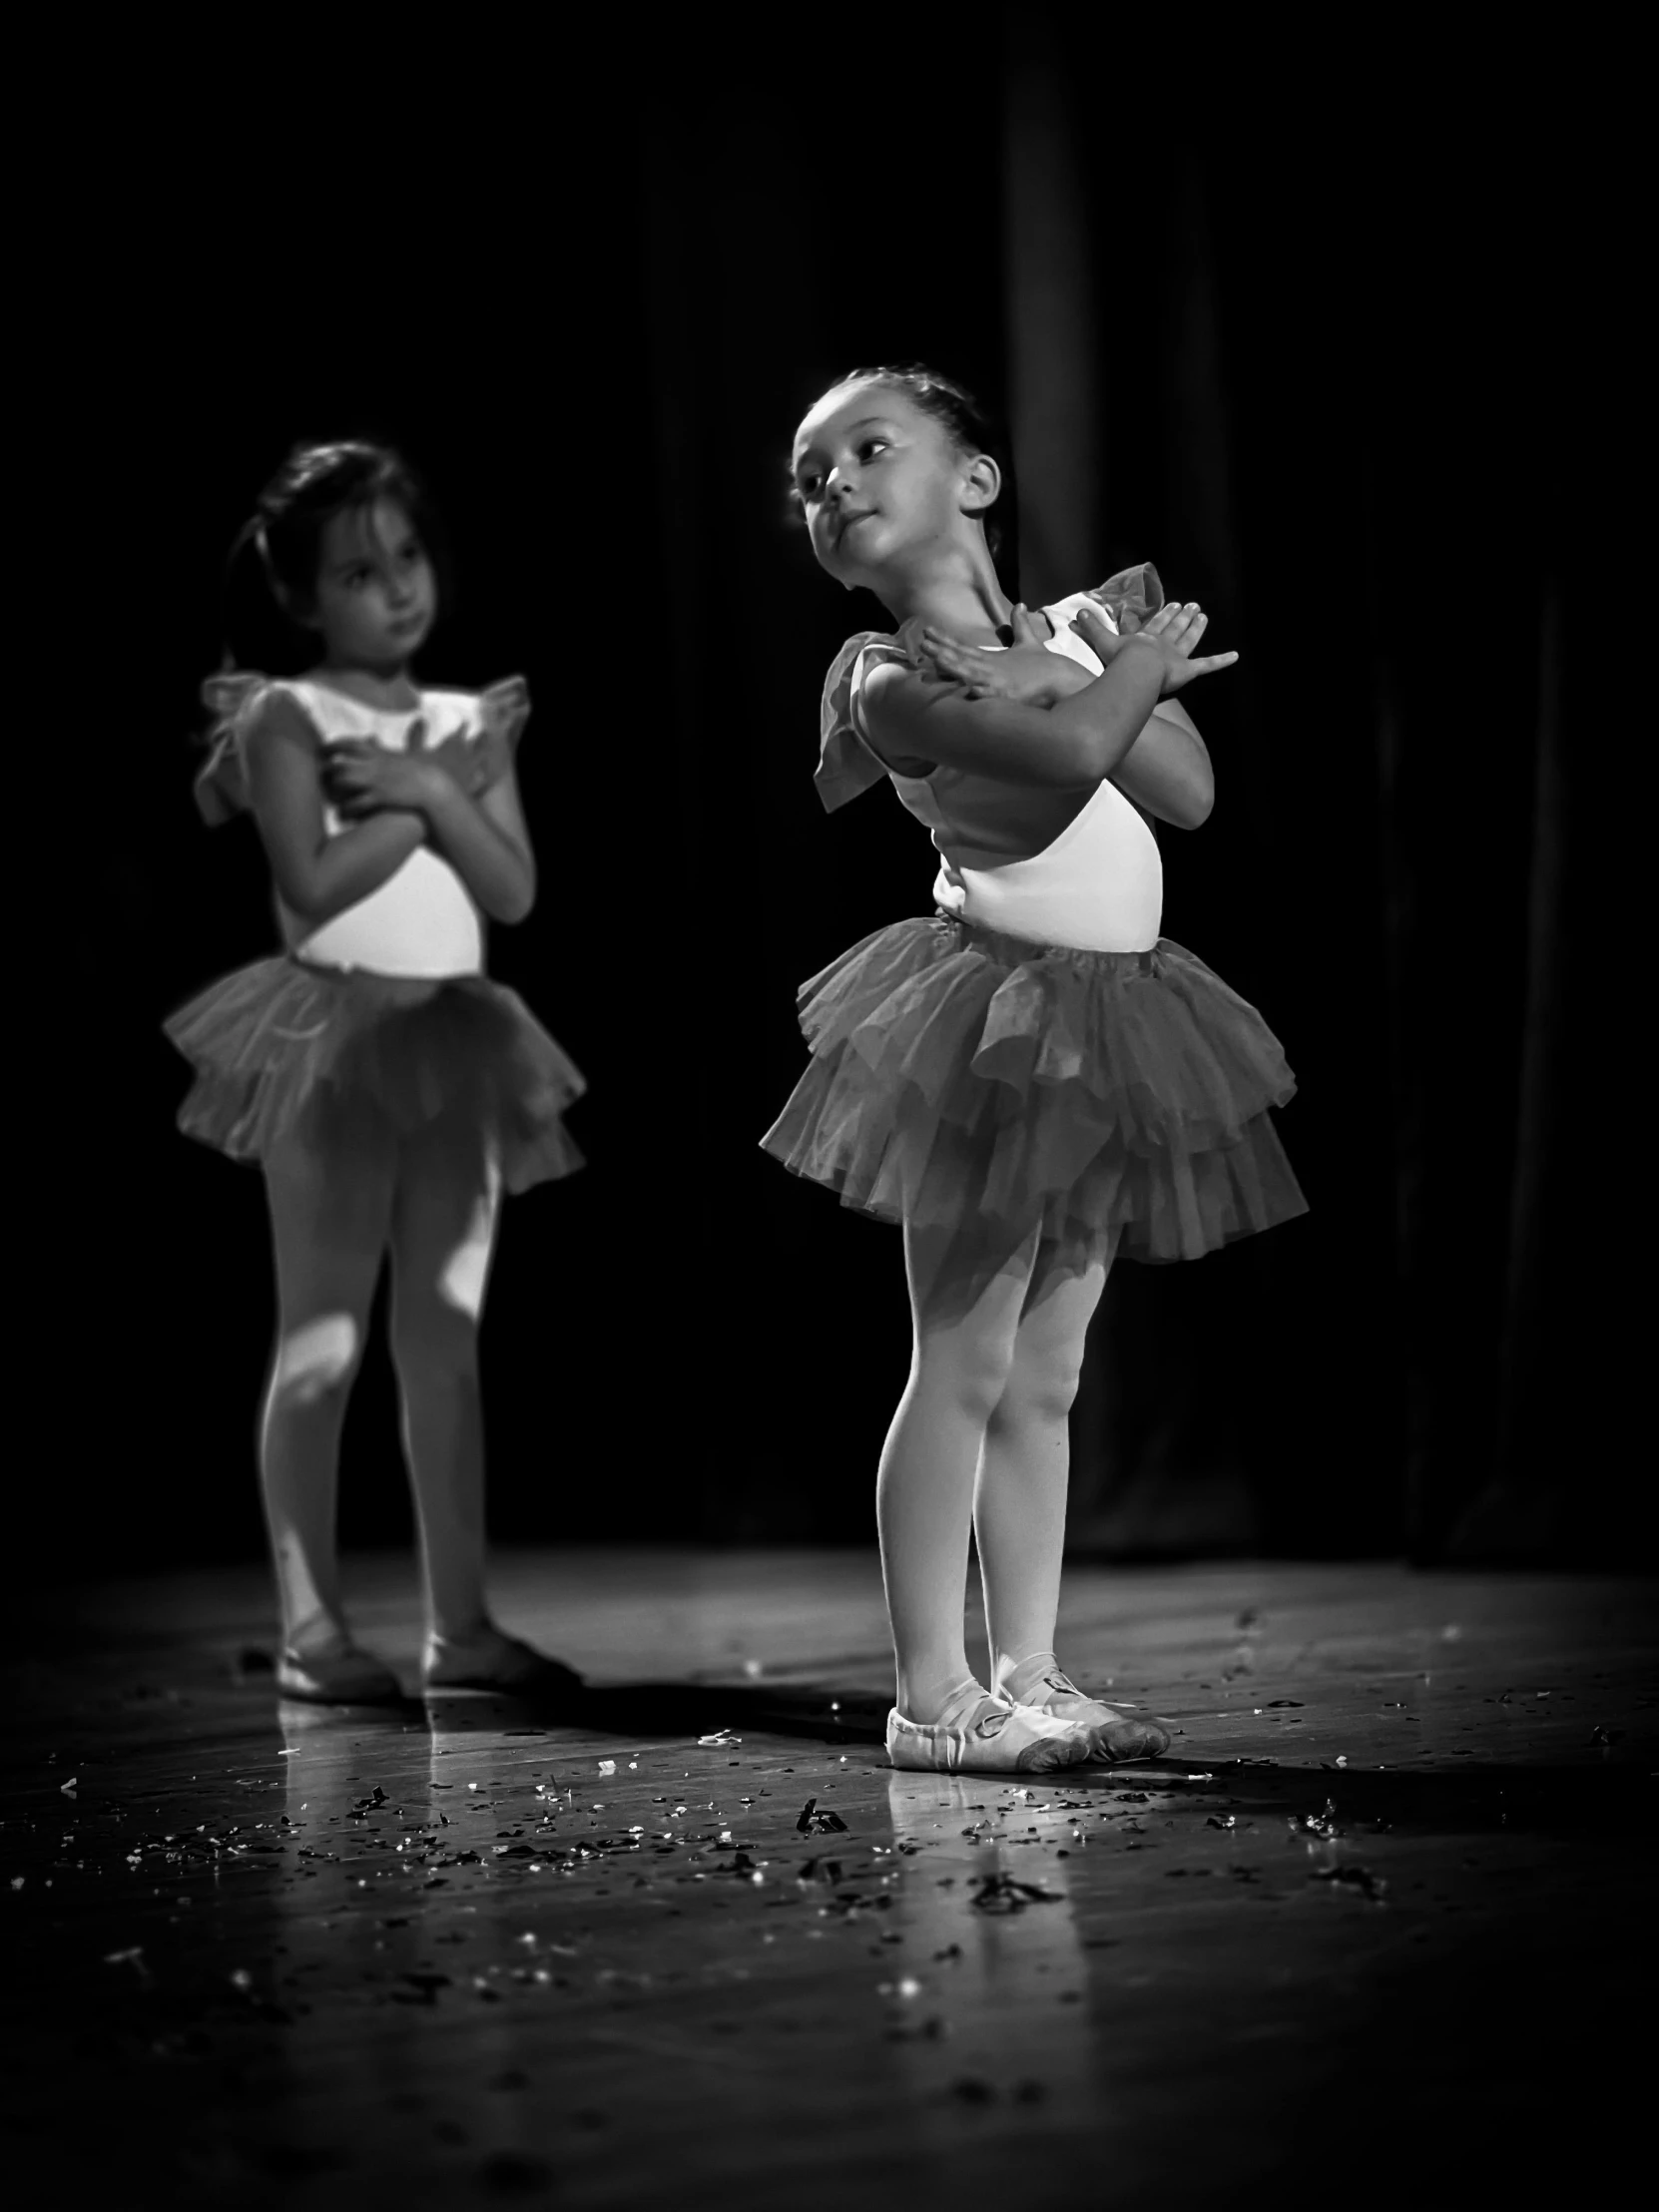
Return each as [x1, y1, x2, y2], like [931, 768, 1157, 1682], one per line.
[414, 1681, 1657, 1831]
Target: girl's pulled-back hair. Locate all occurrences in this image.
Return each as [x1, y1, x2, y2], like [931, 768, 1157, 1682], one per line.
[218, 439, 451, 677]
[797, 362, 1016, 571]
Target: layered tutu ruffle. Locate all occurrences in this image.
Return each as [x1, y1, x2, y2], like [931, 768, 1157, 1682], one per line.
[761, 912, 1306, 1294]
[165, 958, 585, 1193]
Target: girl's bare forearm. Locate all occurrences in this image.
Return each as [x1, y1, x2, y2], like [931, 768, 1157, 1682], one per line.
[422, 785, 536, 924]
[1047, 642, 1167, 781]
[268, 811, 427, 925]
[1112, 712, 1215, 829]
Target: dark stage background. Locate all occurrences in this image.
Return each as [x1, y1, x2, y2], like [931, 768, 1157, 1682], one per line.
[38, 44, 1634, 1578]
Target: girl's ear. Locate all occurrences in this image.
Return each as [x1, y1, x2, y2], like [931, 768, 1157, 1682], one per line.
[959, 450, 1002, 519]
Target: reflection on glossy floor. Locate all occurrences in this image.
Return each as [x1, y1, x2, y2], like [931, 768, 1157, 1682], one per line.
[5, 1550, 1655, 2209]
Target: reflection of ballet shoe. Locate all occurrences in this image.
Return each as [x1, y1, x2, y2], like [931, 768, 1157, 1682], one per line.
[276, 1698, 370, 1746]
[996, 1655, 1173, 1764]
[884, 1770, 968, 1840]
[276, 1641, 403, 1706]
[421, 1626, 583, 1700]
[886, 1681, 1093, 1775]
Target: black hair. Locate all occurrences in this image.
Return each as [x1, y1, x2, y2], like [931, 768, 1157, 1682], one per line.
[217, 439, 452, 677]
[790, 361, 1016, 568]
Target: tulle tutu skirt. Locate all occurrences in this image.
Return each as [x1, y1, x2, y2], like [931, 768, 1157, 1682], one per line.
[760, 911, 1307, 1301]
[165, 957, 586, 1193]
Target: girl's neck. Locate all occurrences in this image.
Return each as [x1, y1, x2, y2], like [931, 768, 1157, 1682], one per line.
[874, 537, 1012, 647]
[308, 658, 420, 711]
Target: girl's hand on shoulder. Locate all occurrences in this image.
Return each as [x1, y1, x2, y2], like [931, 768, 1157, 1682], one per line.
[915, 605, 1093, 707]
[470, 679, 530, 792]
[480, 676, 530, 747]
[1069, 600, 1239, 696]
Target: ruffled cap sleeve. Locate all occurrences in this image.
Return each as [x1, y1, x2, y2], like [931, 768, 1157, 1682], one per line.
[192, 671, 276, 826]
[813, 629, 915, 814]
[1085, 561, 1164, 631]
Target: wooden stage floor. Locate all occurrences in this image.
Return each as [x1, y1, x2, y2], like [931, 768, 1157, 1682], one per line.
[4, 1550, 1654, 2209]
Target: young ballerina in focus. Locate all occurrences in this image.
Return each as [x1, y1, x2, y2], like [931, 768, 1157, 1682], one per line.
[763, 366, 1308, 1774]
[168, 440, 586, 1705]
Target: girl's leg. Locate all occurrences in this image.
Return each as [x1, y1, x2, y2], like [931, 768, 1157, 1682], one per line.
[974, 1240, 1110, 1687]
[261, 1117, 396, 1651]
[880, 1220, 1039, 1723]
[977, 1238, 1173, 1759]
[386, 1114, 501, 1645]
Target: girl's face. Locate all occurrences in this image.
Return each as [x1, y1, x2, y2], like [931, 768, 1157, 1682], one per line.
[305, 498, 435, 668]
[792, 383, 995, 590]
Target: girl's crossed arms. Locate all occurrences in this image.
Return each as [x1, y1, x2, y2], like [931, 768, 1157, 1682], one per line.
[894, 598, 1226, 830]
[245, 680, 536, 931]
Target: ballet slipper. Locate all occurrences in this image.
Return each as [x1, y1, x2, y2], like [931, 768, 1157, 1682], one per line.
[885, 1678, 1094, 1775]
[422, 1624, 584, 1700]
[995, 1653, 1173, 1764]
[276, 1639, 403, 1706]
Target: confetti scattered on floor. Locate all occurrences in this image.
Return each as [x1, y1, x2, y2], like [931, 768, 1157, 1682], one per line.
[4, 1552, 1653, 2209]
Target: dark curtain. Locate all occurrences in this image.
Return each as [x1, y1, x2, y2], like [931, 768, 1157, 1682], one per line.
[997, 54, 1621, 1563]
[36, 50, 1634, 1572]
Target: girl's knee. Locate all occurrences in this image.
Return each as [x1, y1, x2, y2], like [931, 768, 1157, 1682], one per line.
[271, 1313, 363, 1406]
[992, 1350, 1086, 1429]
[435, 1198, 495, 1320]
[914, 1335, 1016, 1425]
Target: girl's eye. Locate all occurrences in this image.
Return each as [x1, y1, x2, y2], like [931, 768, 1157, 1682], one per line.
[858, 439, 888, 461]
